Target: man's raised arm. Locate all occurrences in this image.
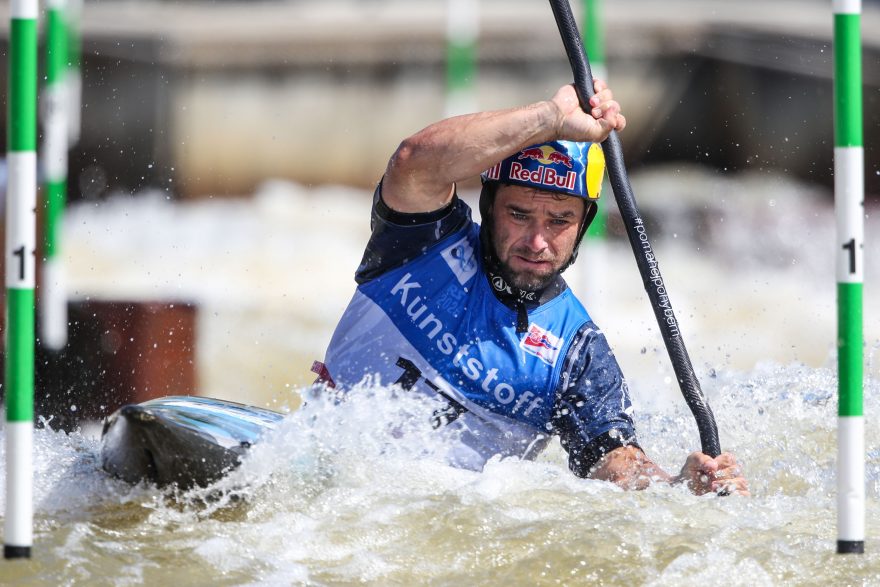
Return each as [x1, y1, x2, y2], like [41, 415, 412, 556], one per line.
[381, 80, 626, 214]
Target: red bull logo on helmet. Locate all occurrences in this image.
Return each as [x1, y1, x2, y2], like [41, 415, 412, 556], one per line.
[481, 140, 603, 200]
[517, 145, 573, 168]
[508, 161, 577, 192]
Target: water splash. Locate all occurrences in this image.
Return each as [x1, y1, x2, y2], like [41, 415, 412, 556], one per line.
[2, 363, 877, 584]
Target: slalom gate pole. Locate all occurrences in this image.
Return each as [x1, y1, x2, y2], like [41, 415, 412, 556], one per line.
[581, 0, 606, 239]
[66, 0, 83, 147]
[833, 0, 865, 556]
[41, 0, 70, 351]
[577, 0, 608, 312]
[444, 0, 478, 117]
[5, 0, 39, 560]
[549, 0, 721, 457]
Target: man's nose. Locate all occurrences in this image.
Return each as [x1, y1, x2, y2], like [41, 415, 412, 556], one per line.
[524, 223, 549, 251]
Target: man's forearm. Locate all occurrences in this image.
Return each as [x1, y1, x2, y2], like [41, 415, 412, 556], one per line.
[391, 101, 560, 183]
[382, 101, 560, 214]
[380, 80, 625, 215]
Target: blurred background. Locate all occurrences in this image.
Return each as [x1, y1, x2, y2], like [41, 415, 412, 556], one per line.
[1, 0, 879, 426]
[2, 0, 878, 197]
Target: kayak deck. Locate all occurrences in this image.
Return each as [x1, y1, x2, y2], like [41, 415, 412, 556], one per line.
[100, 396, 284, 489]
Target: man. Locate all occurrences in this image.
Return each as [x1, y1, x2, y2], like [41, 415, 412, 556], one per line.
[318, 80, 748, 496]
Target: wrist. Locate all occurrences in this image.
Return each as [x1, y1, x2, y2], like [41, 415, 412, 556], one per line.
[548, 99, 565, 140]
[533, 99, 564, 142]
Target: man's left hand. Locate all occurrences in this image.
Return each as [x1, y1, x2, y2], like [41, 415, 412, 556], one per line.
[676, 451, 750, 496]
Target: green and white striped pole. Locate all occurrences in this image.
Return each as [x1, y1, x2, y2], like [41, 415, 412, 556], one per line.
[41, 0, 70, 350]
[578, 0, 608, 310]
[66, 0, 82, 147]
[582, 0, 607, 239]
[5, 0, 39, 560]
[833, 0, 864, 556]
[581, 0, 606, 81]
[445, 0, 478, 117]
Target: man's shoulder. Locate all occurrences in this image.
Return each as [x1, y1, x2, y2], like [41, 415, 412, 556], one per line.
[355, 186, 477, 284]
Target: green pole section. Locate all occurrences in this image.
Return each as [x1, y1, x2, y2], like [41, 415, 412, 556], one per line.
[582, 0, 605, 73]
[832, 0, 864, 556]
[9, 21, 37, 152]
[5, 0, 39, 560]
[41, 0, 71, 350]
[834, 16, 863, 147]
[445, 0, 478, 117]
[837, 285, 863, 416]
[6, 290, 35, 423]
[582, 0, 607, 239]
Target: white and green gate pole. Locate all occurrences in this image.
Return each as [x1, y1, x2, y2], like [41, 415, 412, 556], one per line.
[582, 0, 606, 113]
[582, 0, 607, 239]
[578, 0, 608, 309]
[5, 0, 39, 560]
[41, 0, 70, 350]
[833, 0, 865, 556]
[445, 0, 478, 117]
[66, 0, 82, 147]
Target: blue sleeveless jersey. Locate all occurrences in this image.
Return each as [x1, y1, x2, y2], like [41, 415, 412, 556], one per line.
[325, 222, 596, 465]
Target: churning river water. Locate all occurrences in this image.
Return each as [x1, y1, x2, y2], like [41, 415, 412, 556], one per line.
[2, 164, 879, 585]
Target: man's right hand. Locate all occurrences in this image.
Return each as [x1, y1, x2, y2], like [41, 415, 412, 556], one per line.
[550, 79, 626, 144]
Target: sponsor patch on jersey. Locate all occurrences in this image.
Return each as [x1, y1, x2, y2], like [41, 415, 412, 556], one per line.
[520, 323, 563, 366]
[440, 235, 478, 285]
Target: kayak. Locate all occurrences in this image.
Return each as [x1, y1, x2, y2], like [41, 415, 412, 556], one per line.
[100, 395, 284, 489]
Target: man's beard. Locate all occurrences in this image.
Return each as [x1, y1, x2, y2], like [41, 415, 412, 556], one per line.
[496, 255, 559, 292]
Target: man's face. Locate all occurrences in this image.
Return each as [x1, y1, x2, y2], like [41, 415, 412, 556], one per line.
[490, 184, 586, 291]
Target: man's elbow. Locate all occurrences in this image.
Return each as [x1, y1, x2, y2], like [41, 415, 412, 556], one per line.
[387, 134, 428, 177]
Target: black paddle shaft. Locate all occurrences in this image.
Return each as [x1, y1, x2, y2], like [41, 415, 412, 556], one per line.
[549, 0, 721, 457]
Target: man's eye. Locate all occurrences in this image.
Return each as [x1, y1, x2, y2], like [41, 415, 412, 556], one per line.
[511, 212, 527, 220]
[551, 218, 571, 226]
